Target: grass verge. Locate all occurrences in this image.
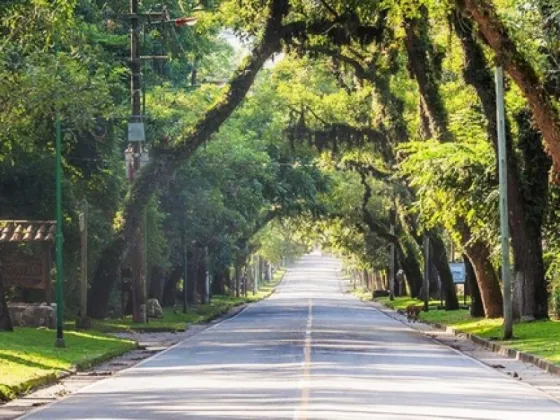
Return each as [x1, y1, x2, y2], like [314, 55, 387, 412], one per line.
[94, 268, 286, 333]
[370, 295, 560, 367]
[0, 329, 135, 401]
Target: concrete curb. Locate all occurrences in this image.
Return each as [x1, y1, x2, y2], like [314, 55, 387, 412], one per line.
[433, 322, 560, 376]
[370, 300, 560, 377]
[0, 341, 135, 402]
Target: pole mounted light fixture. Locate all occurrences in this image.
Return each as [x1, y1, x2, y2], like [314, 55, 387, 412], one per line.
[174, 16, 198, 27]
[146, 16, 198, 27]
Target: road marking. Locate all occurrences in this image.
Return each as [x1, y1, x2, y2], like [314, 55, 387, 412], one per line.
[295, 298, 313, 420]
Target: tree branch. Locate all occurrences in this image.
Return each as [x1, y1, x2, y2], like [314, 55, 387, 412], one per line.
[317, 0, 339, 18]
[122, 0, 291, 245]
[457, 0, 560, 173]
[356, 169, 398, 244]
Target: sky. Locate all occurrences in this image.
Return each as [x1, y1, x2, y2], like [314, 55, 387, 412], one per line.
[220, 30, 285, 69]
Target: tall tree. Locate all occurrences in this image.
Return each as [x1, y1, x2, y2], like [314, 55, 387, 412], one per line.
[453, 13, 549, 319]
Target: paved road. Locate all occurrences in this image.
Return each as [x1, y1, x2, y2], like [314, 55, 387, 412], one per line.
[23, 254, 560, 419]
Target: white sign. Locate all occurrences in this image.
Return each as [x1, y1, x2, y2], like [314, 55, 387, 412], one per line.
[449, 262, 466, 284]
[128, 122, 145, 142]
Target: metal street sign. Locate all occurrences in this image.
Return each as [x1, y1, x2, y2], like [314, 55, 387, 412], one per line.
[449, 262, 466, 284]
[128, 122, 145, 142]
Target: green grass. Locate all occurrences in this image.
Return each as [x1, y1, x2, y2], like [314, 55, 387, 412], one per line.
[94, 269, 286, 333]
[0, 328, 135, 401]
[420, 310, 560, 366]
[376, 296, 427, 310]
[372, 295, 560, 367]
[356, 294, 441, 311]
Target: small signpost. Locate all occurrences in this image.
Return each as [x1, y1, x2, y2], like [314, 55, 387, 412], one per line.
[449, 262, 466, 284]
[449, 262, 467, 305]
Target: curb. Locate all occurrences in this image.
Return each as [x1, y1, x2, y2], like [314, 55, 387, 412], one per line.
[0, 341, 135, 402]
[433, 322, 560, 376]
[369, 299, 560, 377]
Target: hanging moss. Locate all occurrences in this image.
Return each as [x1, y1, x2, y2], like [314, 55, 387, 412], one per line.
[285, 116, 386, 154]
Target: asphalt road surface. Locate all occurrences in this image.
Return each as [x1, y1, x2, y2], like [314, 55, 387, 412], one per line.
[23, 254, 560, 419]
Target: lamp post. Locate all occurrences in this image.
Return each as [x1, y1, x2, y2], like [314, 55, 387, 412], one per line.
[55, 101, 65, 348]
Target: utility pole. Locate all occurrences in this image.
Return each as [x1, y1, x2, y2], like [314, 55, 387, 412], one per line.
[129, 0, 147, 323]
[496, 66, 513, 339]
[52, 39, 65, 347]
[55, 102, 65, 348]
[389, 209, 396, 300]
[423, 234, 430, 312]
[182, 228, 188, 313]
[252, 256, 258, 295]
[79, 199, 88, 321]
[204, 247, 210, 304]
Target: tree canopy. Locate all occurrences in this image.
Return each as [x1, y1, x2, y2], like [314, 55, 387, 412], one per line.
[1, 0, 560, 327]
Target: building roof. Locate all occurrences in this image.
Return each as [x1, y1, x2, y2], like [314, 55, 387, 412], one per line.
[0, 220, 56, 243]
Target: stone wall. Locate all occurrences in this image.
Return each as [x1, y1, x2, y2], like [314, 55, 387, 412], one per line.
[8, 303, 55, 328]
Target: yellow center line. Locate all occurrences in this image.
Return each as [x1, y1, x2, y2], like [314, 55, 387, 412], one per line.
[298, 298, 313, 419]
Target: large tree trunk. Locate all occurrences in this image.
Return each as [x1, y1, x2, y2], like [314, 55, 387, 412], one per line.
[457, 0, 560, 172]
[186, 249, 198, 305]
[428, 231, 460, 310]
[457, 221, 503, 317]
[148, 264, 165, 301]
[196, 253, 208, 304]
[396, 241, 423, 297]
[162, 265, 182, 307]
[454, 15, 549, 319]
[224, 268, 232, 292]
[88, 238, 125, 319]
[464, 255, 484, 317]
[212, 270, 226, 295]
[464, 241, 503, 318]
[88, 0, 291, 318]
[404, 10, 451, 142]
[403, 213, 459, 308]
[511, 110, 550, 319]
[0, 273, 13, 331]
[234, 264, 241, 298]
[397, 241, 422, 298]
